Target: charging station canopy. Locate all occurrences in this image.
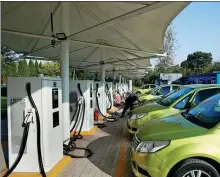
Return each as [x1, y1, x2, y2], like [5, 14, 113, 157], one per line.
[1, 2, 190, 75]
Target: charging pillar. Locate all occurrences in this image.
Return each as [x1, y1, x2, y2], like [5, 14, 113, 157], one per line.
[7, 77, 63, 172]
[60, 2, 70, 142]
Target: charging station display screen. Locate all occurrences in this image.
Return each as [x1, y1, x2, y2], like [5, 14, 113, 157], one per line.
[52, 88, 59, 109]
[90, 84, 93, 98]
[53, 111, 59, 128]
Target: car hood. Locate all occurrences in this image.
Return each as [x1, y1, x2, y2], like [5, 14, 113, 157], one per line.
[132, 102, 167, 114]
[139, 94, 161, 101]
[137, 113, 208, 141]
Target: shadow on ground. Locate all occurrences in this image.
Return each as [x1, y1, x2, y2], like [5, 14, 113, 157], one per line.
[86, 117, 134, 177]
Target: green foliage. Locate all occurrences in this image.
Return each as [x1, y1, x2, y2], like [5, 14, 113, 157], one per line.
[133, 79, 143, 87]
[29, 60, 36, 76]
[180, 51, 213, 74]
[41, 62, 60, 77]
[9, 62, 17, 76]
[212, 62, 220, 72]
[1, 56, 17, 83]
[17, 60, 30, 76]
[23, 60, 29, 76]
[18, 60, 24, 76]
[39, 61, 42, 68]
[35, 60, 39, 76]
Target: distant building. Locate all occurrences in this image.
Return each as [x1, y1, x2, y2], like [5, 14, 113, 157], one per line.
[172, 71, 220, 85]
[155, 73, 182, 85]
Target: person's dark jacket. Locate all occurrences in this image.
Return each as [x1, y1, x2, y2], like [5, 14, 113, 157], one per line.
[125, 93, 138, 105]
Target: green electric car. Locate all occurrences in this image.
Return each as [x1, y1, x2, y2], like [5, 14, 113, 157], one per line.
[139, 84, 181, 104]
[134, 84, 157, 95]
[128, 84, 220, 134]
[131, 93, 220, 177]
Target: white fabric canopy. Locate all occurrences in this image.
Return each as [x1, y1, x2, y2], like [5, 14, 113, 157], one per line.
[1, 1, 190, 75]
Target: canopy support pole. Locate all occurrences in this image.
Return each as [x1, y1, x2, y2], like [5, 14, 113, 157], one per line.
[113, 70, 116, 82]
[129, 80, 133, 92]
[100, 47, 106, 81]
[60, 1, 70, 142]
[119, 74, 122, 94]
[72, 70, 76, 80]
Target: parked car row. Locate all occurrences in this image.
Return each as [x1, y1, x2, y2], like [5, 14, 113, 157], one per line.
[129, 84, 220, 177]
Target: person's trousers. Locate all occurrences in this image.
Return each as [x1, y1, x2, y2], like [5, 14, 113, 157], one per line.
[122, 103, 133, 116]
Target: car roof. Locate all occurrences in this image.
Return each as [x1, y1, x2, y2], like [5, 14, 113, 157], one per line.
[157, 84, 180, 87]
[183, 84, 220, 89]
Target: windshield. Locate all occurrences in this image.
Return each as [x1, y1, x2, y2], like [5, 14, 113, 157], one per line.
[184, 93, 220, 129]
[157, 87, 194, 107]
[140, 85, 145, 89]
[151, 87, 160, 95]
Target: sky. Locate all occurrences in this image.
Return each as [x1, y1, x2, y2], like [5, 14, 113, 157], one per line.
[151, 2, 220, 66]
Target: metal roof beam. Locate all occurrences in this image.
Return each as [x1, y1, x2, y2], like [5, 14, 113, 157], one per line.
[79, 56, 154, 68]
[2, 29, 166, 56]
[68, 2, 173, 39]
[74, 2, 143, 51]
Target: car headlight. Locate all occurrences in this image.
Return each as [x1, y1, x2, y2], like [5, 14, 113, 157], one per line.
[130, 113, 148, 119]
[136, 141, 170, 153]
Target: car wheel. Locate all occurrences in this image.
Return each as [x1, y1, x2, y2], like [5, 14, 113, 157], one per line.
[172, 158, 219, 177]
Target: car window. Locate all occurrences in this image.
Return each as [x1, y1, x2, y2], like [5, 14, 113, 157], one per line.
[193, 88, 220, 105]
[151, 87, 160, 96]
[174, 94, 193, 109]
[144, 85, 150, 89]
[172, 86, 179, 91]
[1, 87, 7, 97]
[150, 85, 156, 88]
[185, 93, 220, 129]
[158, 87, 194, 107]
[160, 86, 171, 96]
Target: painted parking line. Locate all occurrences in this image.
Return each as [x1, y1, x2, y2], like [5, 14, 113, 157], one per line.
[115, 145, 126, 177]
[115, 120, 130, 177]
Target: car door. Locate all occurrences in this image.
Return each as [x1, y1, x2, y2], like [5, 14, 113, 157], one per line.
[173, 88, 220, 111]
[192, 88, 220, 106]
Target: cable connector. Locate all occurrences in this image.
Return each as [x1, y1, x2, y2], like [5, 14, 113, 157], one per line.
[24, 108, 35, 124]
[78, 96, 83, 105]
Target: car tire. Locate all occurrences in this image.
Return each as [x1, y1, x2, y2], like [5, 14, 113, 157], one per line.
[172, 158, 219, 177]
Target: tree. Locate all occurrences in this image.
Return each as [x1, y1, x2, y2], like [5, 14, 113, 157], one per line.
[9, 62, 17, 76]
[41, 62, 60, 77]
[212, 62, 220, 72]
[18, 60, 24, 76]
[29, 59, 36, 76]
[23, 60, 29, 76]
[35, 60, 39, 76]
[155, 24, 178, 72]
[38, 61, 43, 74]
[181, 51, 213, 74]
